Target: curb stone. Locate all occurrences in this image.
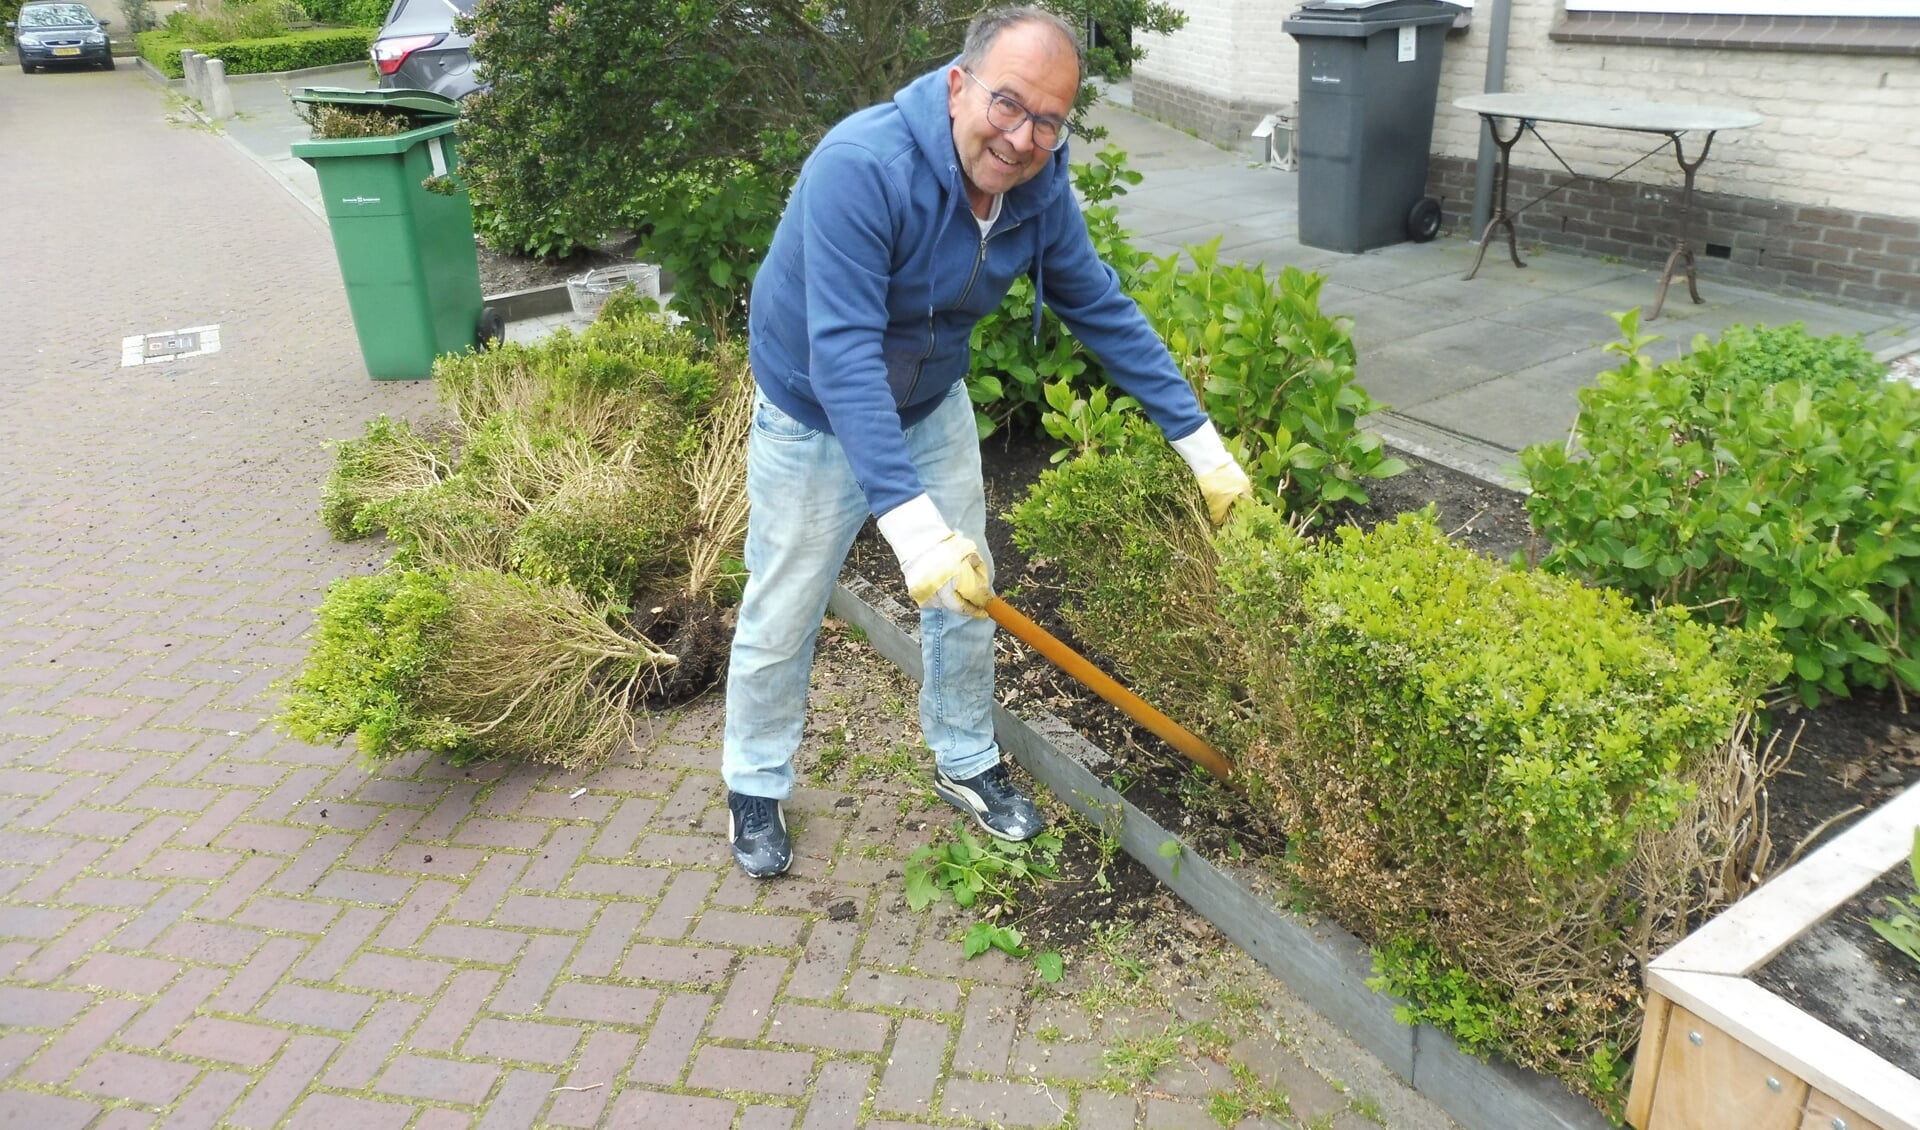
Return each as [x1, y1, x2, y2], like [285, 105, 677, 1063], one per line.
[829, 576, 1614, 1130]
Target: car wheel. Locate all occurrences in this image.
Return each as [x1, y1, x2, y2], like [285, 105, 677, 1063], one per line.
[100, 56, 114, 70]
[21, 62, 36, 73]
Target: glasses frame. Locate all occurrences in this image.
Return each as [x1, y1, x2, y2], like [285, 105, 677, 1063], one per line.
[961, 68, 1073, 153]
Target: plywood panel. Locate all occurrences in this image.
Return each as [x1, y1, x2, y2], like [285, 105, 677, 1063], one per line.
[1801, 1090, 1887, 1130]
[1647, 1005, 1808, 1130]
[1627, 992, 1673, 1130]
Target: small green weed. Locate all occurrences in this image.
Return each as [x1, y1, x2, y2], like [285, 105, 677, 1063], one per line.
[1205, 1060, 1291, 1127]
[1869, 827, 1920, 967]
[904, 822, 1066, 982]
[1100, 1027, 1183, 1089]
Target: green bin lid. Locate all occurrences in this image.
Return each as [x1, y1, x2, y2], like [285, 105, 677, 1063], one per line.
[292, 86, 462, 119]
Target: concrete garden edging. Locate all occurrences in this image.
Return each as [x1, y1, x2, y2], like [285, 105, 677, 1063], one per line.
[1629, 782, 1920, 1130]
[829, 576, 1612, 1130]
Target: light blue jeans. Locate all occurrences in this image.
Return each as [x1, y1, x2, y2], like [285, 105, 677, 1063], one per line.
[721, 382, 1000, 800]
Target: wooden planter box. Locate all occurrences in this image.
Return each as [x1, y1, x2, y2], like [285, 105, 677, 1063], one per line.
[1628, 782, 1920, 1130]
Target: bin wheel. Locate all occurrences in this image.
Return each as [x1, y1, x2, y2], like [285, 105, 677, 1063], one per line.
[1407, 196, 1443, 244]
[476, 306, 506, 351]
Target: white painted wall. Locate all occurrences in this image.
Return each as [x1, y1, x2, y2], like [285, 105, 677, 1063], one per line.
[1134, 1, 1920, 218]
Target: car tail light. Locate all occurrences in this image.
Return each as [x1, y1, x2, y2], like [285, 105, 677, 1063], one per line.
[371, 33, 445, 76]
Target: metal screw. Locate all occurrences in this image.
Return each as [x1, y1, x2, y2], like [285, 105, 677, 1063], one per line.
[1832, 1119, 1848, 1130]
[1688, 1031, 1704, 1046]
[1766, 1077, 1782, 1093]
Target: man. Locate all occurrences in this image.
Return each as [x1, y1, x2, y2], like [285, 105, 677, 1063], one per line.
[722, 5, 1252, 878]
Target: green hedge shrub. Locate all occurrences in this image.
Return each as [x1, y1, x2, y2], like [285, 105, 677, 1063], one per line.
[1010, 447, 1787, 1106]
[1007, 429, 1240, 739]
[136, 27, 372, 78]
[298, 0, 389, 26]
[1214, 508, 1782, 1104]
[1522, 315, 1920, 706]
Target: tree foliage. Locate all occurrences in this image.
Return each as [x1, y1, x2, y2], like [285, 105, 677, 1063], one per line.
[460, 0, 1186, 323]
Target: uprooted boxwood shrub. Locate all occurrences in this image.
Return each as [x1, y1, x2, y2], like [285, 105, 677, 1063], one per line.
[1009, 444, 1787, 1111]
[283, 304, 751, 767]
[1523, 314, 1919, 707]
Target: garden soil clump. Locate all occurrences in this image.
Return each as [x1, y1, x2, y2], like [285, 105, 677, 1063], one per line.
[624, 594, 732, 708]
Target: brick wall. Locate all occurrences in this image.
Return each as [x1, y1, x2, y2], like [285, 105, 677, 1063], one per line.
[1132, 0, 1297, 143]
[1427, 155, 1920, 310]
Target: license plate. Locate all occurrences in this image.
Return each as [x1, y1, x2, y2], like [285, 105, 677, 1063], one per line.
[53, 47, 81, 55]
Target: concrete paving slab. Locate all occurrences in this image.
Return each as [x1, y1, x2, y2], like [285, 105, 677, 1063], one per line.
[1412, 350, 1615, 454]
[1359, 321, 1587, 412]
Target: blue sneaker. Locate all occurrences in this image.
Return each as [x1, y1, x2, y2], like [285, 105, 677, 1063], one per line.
[726, 791, 791, 878]
[934, 763, 1046, 842]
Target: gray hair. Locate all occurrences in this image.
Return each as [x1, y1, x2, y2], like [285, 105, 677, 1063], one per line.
[960, 6, 1084, 85]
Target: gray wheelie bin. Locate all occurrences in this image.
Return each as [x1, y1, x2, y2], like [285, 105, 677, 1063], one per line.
[1283, 0, 1458, 254]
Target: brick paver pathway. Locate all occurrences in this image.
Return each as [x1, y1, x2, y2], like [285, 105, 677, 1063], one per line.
[0, 65, 1453, 1130]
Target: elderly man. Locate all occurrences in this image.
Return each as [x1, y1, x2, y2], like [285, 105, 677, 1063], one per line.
[721, 5, 1251, 877]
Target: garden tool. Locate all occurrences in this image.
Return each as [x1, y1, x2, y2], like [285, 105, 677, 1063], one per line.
[985, 596, 1232, 781]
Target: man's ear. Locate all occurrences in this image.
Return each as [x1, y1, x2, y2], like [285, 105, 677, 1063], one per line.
[946, 64, 968, 114]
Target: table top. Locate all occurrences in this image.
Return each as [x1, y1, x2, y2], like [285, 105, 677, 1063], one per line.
[1454, 92, 1763, 134]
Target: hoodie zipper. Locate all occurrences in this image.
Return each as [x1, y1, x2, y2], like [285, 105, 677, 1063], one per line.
[904, 229, 993, 406]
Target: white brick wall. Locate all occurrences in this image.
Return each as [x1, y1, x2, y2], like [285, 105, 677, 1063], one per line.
[1134, 0, 1300, 107]
[1136, 1, 1920, 219]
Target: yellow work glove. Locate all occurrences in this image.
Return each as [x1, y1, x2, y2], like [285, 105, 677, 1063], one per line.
[877, 495, 993, 618]
[1170, 421, 1254, 526]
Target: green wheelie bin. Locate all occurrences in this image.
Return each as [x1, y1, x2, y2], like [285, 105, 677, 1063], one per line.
[291, 88, 502, 381]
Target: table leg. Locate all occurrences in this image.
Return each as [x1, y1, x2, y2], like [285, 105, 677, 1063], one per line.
[1465, 115, 1527, 281]
[1649, 130, 1716, 320]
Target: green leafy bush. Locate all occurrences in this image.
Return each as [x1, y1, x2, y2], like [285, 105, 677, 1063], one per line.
[1215, 507, 1784, 1103]
[1133, 239, 1404, 520]
[136, 26, 372, 77]
[1522, 315, 1920, 705]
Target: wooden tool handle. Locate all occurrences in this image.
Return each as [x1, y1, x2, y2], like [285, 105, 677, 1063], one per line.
[985, 597, 1232, 781]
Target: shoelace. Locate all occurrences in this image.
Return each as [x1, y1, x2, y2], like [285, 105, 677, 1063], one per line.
[736, 797, 775, 836]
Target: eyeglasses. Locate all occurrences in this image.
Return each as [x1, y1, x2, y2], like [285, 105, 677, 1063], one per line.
[962, 69, 1073, 153]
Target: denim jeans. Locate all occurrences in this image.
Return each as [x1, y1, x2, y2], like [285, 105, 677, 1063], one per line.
[721, 382, 1000, 800]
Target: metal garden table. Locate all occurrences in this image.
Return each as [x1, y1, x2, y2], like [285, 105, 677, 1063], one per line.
[1455, 92, 1763, 318]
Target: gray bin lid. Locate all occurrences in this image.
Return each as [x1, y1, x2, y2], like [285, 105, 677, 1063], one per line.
[1284, 0, 1459, 33]
[292, 86, 462, 120]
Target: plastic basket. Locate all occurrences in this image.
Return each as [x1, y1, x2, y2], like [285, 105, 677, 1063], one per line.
[567, 263, 661, 317]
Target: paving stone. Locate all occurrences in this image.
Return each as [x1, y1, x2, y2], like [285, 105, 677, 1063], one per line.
[545, 982, 660, 1027]
[844, 969, 962, 1015]
[339, 952, 456, 997]
[941, 1079, 1070, 1128]
[68, 1049, 201, 1107]
[170, 1015, 289, 1067]
[158, 1068, 251, 1130]
[606, 1089, 737, 1129]
[686, 1046, 816, 1098]
[256, 985, 375, 1032]
[769, 1002, 891, 1054]
[0, 1091, 99, 1130]
[461, 1018, 582, 1066]
[628, 991, 712, 1086]
[473, 1068, 558, 1130]
[409, 969, 501, 1054]
[710, 954, 790, 1040]
[283, 1092, 414, 1130]
[418, 924, 530, 967]
[876, 1017, 953, 1116]
[17, 998, 143, 1086]
[546, 1030, 636, 1127]
[374, 1053, 500, 1105]
[798, 1059, 872, 1130]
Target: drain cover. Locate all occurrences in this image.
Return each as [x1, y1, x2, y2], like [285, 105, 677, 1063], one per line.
[122, 324, 221, 367]
[146, 331, 200, 358]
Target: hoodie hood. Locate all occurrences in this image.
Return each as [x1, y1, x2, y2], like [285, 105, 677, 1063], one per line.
[896, 64, 1068, 341]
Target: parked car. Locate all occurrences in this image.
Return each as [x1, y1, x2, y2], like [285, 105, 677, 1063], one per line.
[371, 0, 482, 101]
[7, 2, 113, 73]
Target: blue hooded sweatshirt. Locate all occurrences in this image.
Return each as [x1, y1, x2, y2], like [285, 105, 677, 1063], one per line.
[746, 62, 1209, 520]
